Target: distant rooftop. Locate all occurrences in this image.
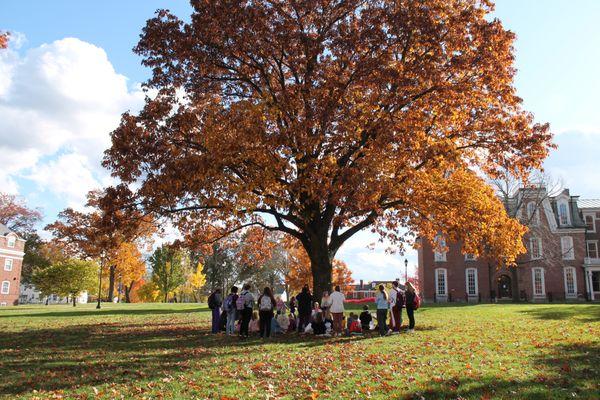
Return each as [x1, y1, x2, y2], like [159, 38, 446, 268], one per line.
[578, 199, 600, 209]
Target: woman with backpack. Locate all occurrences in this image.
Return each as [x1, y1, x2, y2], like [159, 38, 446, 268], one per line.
[404, 281, 418, 333]
[258, 287, 276, 338]
[224, 286, 239, 336]
[208, 288, 223, 334]
[375, 285, 389, 336]
[238, 284, 254, 338]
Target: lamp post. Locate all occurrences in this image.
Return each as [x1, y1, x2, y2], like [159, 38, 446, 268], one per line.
[96, 257, 103, 309]
[404, 258, 408, 284]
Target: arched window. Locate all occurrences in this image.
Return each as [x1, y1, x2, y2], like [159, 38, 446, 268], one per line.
[563, 267, 577, 298]
[4, 259, 13, 271]
[527, 202, 540, 225]
[434, 234, 447, 262]
[1, 281, 9, 295]
[435, 268, 447, 297]
[529, 237, 542, 260]
[465, 268, 478, 296]
[561, 236, 574, 260]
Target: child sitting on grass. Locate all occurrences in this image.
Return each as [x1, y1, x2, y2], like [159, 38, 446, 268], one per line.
[249, 311, 260, 333]
[312, 311, 327, 336]
[360, 305, 373, 333]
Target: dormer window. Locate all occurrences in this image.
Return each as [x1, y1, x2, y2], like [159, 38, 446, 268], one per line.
[434, 234, 447, 262]
[7, 235, 16, 248]
[558, 202, 569, 226]
[527, 202, 540, 225]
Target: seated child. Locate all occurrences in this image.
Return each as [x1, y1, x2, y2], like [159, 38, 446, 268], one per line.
[348, 312, 362, 335]
[276, 311, 290, 332]
[360, 305, 373, 332]
[311, 302, 321, 321]
[312, 312, 326, 336]
[271, 315, 283, 334]
[249, 311, 260, 333]
[287, 313, 297, 332]
[324, 311, 333, 334]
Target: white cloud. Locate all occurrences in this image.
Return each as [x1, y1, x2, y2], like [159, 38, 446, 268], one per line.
[0, 36, 145, 207]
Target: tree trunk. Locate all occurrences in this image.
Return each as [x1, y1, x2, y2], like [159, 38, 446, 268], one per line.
[487, 262, 495, 303]
[124, 282, 133, 303]
[164, 292, 168, 303]
[510, 267, 520, 302]
[107, 265, 116, 302]
[307, 240, 334, 301]
[72, 294, 77, 307]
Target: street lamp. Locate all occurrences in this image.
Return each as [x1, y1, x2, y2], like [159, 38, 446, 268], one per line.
[404, 258, 408, 284]
[96, 258, 103, 309]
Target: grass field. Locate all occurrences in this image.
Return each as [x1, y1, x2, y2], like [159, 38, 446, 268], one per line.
[0, 302, 598, 400]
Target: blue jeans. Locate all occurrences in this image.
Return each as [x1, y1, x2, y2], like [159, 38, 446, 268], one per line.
[226, 311, 237, 335]
[211, 308, 221, 333]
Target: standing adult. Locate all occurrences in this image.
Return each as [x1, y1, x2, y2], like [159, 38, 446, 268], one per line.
[258, 287, 276, 338]
[296, 285, 313, 333]
[405, 281, 417, 333]
[238, 284, 255, 338]
[375, 285, 389, 336]
[224, 286, 239, 336]
[388, 281, 404, 332]
[208, 288, 223, 334]
[329, 285, 346, 336]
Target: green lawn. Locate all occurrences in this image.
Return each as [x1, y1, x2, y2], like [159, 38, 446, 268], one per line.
[0, 303, 598, 399]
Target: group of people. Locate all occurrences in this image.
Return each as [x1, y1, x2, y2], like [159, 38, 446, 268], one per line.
[207, 280, 419, 339]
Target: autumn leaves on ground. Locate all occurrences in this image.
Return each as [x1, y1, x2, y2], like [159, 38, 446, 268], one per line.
[1, 303, 598, 400]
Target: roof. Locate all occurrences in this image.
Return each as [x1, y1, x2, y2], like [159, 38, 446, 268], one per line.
[0, 223, 12, 236]
[578, 199, 600, 209]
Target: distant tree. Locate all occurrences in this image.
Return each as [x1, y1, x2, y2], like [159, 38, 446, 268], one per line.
[179, 262, 206, 302]
[0, 192, 43, 235]
[0, 32, 8, 49]
[108, 242, 147, 303]
[149, 245, 187, 302]
[136, 280, 161, 303]
[47, 189, 155, 302]
[32, 259, 98, 306]
[21, 235, 67, 283]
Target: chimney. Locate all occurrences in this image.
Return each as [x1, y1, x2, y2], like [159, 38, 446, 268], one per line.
[359, 279, 364, 289]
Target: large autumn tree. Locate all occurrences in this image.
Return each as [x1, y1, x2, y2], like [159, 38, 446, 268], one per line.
[104, 0, 553, 299]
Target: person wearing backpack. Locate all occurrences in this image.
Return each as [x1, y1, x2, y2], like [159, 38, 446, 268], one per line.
[258, 287, 276, 338]
[295, 285, 313, 333]
[208, 288, 223, 334]
[404, 281, 418, 333]
[224, 286, 239, 336]
[375, 285, 389, 336]
[238, 283, 255, 338]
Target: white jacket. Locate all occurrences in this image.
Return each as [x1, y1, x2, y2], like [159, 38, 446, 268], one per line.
[329, 291, 345, 313]
[388, 288, 398, 307]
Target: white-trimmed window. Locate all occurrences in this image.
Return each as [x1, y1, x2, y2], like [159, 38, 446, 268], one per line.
[532, 268, 545, 297]
[434, 235, 447, 262]
[527, 202, 540, 225]
[563, 267, 577, 298]
[0, 302, 6, 306]
[1, 281, 9, 295]
[464, 253, 476, 261]
[529, 237, 542, 260]
[561, 236, 575, 260]
[587, 241, 599, 259]
[558, 202, 569, 226]
[465, 268, 478, 296]
[7, 235, 16, 248]
[4, 259, 13, 271]
[584, 214, 596, 232]
[435, 268, 447, 296]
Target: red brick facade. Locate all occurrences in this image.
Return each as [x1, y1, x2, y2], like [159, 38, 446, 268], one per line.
[0, 226, 25, 306]
[418, 189, 595, 303]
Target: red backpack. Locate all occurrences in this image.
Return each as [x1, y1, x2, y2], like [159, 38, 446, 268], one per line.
[413, 294, 421, 310]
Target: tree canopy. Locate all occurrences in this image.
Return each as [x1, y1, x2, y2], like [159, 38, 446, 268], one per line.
[103, 0, 553, 298]
[31, 259, 98, 306]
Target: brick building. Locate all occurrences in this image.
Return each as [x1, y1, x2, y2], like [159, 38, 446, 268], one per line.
[418, 188, 599, 303]
[0, 224, 25, 306]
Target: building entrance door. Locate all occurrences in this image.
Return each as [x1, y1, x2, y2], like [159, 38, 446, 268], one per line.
[592, 271, 600, 297]
[497, 275, 512, 299]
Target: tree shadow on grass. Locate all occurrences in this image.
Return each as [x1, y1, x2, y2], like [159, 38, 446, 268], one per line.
[0, 306, 209, 319]
[0, 319, 386, 396]
[405, 342, 600, 400]
[518, 305, 600, 323]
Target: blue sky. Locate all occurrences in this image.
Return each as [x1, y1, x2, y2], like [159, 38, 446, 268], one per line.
[1, 0, 599, 281]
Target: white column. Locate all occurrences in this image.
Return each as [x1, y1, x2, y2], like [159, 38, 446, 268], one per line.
[588, 270, 595, 301]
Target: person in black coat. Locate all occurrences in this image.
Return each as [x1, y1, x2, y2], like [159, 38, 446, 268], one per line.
[296, 285, 313, 333]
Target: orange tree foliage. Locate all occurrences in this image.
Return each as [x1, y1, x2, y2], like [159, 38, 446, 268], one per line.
[0, 32, 8, 49]
[107, 242, 147, 302]
[47, 189, 155, 301]
[286, 239, 353, 295]
[103, 0, 553, 298]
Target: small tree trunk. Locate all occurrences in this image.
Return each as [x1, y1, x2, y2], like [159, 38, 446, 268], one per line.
[307, 239, 334, 301]
[107, 265, 116, 302]
[72, 294, 77, 307]
[124, 282, 133, 303]
[164, 292, 168, 303]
